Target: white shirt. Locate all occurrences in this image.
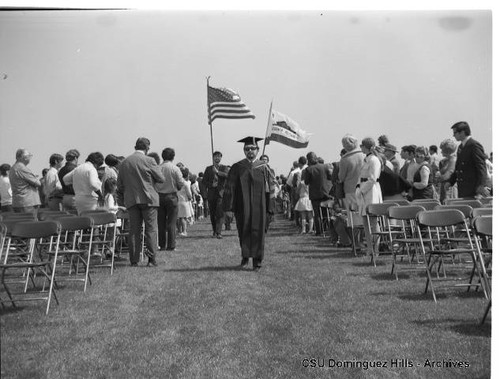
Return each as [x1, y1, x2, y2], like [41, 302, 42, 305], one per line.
[43, 167, 62, 198]
[63, 162, 102, 199]
[0, 176, 12, 206]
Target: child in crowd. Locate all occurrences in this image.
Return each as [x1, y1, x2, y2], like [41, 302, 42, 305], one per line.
[294, 179, 314, 234]
[177, 167, 193, 237]
[102, 177, 125, 226]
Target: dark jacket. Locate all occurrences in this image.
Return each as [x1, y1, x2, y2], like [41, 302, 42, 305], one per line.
[449, 138, 488, 198]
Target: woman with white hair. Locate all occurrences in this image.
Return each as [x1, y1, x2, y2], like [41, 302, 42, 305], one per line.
[435, 138, 458, 203]
[338, 134, 364, 248]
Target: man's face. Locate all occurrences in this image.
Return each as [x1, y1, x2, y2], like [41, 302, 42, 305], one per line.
[244, 145, 259, 160]
[400, 150, 408, 160]
[213, 154, 222, 165]
[261, 156, 269, 164]
[21, 150, 33, 165]
[453, 128, 465, 142]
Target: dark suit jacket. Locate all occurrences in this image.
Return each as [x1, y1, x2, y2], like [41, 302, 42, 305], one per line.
[202, 164, 228, 197]
[117, 152, 165, 208]
[449, 138, 488, 198]
[302, 163, 333, 201]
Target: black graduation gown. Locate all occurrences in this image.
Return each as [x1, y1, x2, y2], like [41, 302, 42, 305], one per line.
[223, 158, 274, 259]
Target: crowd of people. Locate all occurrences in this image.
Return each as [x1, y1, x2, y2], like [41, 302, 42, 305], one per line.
[275, 121, 493, 255]
[0, 121, 493, 269]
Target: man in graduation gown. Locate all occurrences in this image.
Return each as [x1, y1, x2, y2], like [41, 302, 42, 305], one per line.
[223, 137, 275, 271]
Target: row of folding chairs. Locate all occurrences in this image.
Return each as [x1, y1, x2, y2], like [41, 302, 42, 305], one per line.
[361, 200, 492, 322]
[0, 210, 121, 314]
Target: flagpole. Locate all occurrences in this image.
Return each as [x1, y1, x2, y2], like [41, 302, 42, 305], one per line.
[207, 76, 214, 157]
[261, 100, 273, 156]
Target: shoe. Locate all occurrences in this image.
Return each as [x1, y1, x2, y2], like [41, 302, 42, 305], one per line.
[253, 265, 262, 272]
[147, 257, 158, 267]
[240, 258, 249, 267]
[130, 262, 138, 267]
[216, 234, 222, 239]
[166, 247, 176, 251]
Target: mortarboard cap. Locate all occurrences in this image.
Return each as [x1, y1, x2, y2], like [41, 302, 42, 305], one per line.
[238, 136, 263, 146]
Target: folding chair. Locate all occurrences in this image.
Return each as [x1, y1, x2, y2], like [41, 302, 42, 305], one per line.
[319, 199, 335, 237]
[50, 216, 94, 292]
[0, 220, 62, 314]
[86, 212, 118, 275]
[387, 205, 427, 280]
[0, 212, 37, 222]
[472, 208, 493, 218]
[115, 208, 130, 258]
[471, 216, 492, 324]
[445, 199, 483, 208]
[365, 202, 399, 266]
[417, 209, 485, 302]
[38, 210, 70, 221]
[1, 219, 34, 264]
[383, 199, 410, 206]
[347, 206, 364, 257]
[479, 196, 493, 206]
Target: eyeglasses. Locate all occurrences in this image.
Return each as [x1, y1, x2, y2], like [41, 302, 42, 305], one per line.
[244, 146, 257, 151]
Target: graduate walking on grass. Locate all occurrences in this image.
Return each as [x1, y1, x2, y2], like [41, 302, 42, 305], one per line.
[223, 137, 275, 271]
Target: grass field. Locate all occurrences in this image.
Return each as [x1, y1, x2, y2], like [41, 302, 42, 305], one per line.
[0, 214, 491, 379]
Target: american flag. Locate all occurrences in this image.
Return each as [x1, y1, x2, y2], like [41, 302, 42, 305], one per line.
[207, 85, 255, 124]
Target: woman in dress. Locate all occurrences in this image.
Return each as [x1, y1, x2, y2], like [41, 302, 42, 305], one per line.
[355, 137, 383, 257]
[294, 179, 314, 234]
[177, 167, 193, 237]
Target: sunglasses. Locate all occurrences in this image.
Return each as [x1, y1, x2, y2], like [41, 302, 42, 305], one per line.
[244, 146, 258, 151]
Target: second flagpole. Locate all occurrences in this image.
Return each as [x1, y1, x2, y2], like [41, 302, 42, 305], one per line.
[261, 100, 273, 156]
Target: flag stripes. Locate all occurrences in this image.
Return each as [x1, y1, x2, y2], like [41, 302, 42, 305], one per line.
[207, 86, 255, 123]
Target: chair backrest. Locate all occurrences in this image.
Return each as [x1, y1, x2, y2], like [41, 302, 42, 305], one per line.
[57, 216, 94, 232]
[0, 212, 37, 221]
[11, 221, 61, 239]
[88, 212, 117, 226]
[472, 208, 493, 218]
[435, 204, 474, 218]
[410, 199, 440, 210]
[480, 197, 493, 206]
[38, 210, 70, 221]
[472, 215, 492, 237]
[445, 199, 483, 208]
[383, 199, 410, 206]
[417, 209, 467, 227]
[366, 202, 399, 217]
[40, 213, 77, 221]
[80, 209, 109, 216]
[388, 205, 425, 220]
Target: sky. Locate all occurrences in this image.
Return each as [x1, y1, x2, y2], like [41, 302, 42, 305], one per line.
[0, 5, 494, 178]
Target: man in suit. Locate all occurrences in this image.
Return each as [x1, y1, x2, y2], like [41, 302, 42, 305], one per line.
[302, 151, 333, 236]
[447, 121, 489, 199]
[117, 137, 165, 267]
[202, 151, 228, 239]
